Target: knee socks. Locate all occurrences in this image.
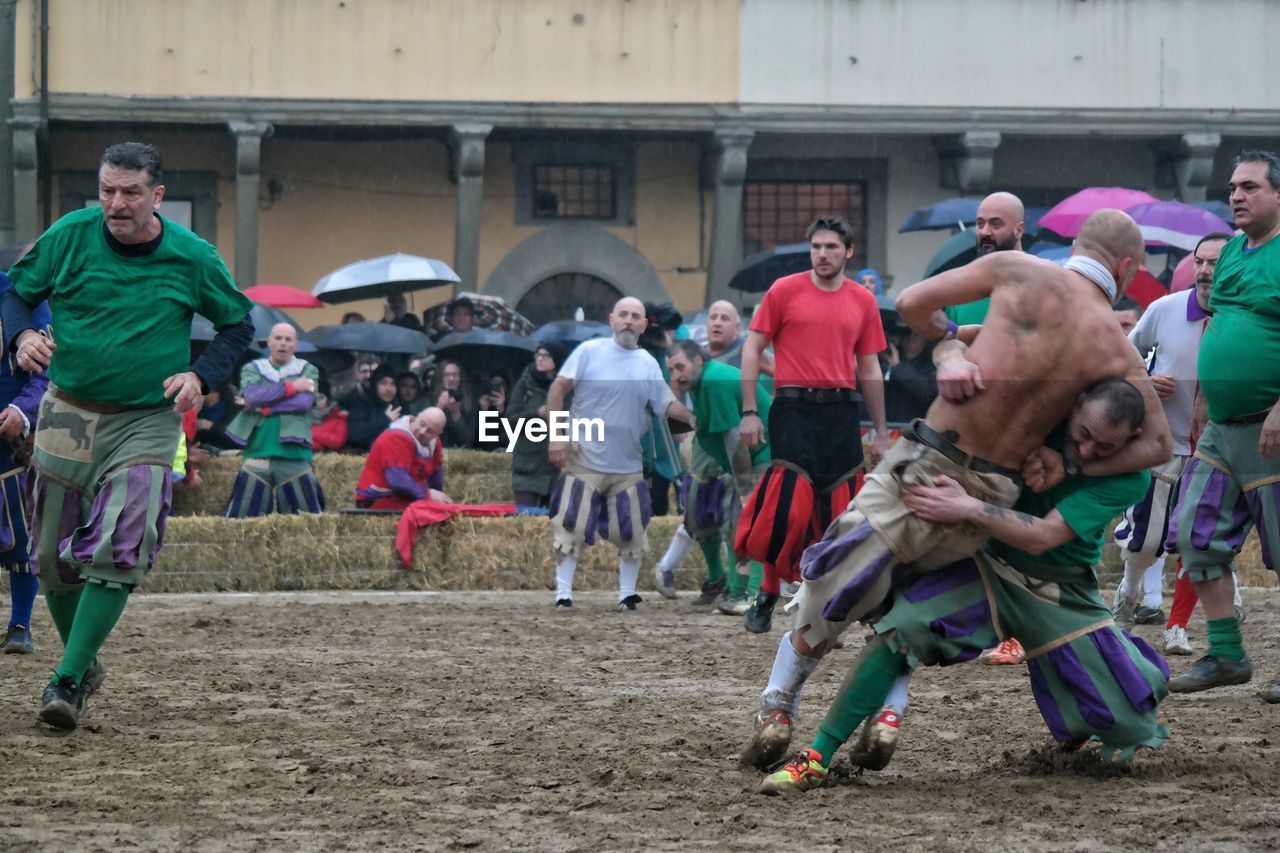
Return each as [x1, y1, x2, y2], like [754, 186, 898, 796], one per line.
[1206, 616, 1244, 661]
[656, 525, 695, 574]
[761, 631, 820, 717]
[810, 636, 907, 765]
[45, 588, 82, 645]
[698, 536, 725, 586]
[7, 569, 38, 629]
[55, 582, 131, 684]
[555, 554, 578, 601]
[618, 556, 641, 600]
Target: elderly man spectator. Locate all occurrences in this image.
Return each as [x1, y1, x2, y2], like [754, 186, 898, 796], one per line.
[383, 292, 423, 331]
[223, 323, 325, 516]
[355, 407, 450, 510]
[546, 296, 696, 612]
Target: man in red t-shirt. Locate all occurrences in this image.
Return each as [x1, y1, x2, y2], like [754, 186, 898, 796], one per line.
[735, 216, 888, 633]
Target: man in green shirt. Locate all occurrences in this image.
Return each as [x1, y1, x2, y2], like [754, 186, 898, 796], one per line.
[761, 380, 1170, 793]
[3, 142, 253, 730]
[1169, 149, 1280, 703]
[664, 339, 772, 615]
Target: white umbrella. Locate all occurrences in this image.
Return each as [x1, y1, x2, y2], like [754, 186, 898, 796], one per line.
[312, 253, 460, 304]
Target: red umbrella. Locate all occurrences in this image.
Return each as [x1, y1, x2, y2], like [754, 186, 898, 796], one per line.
[243, 284, 324, 309]
[1038, 188, 1160, 238]
[1126, 267, 1166, 308]
[1169, 253, 1195, 292]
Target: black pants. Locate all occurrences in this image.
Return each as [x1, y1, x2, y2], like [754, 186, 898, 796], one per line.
[767, 396, 863, 491]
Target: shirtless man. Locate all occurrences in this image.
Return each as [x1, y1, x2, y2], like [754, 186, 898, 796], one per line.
[742, 208, 1173, 768]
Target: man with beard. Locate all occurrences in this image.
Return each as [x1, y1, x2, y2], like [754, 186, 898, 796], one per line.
[944, 191, 1026, 328]
[545, 297, 696, 612]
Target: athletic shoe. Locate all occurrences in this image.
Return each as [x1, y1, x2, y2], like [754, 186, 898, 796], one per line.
[780, 581, 801, 598]
[1134, 605, 1165, 625]
[740, 709, 793, 770]
[554, 598, 574, 612]
[2, 625, 33, 655]
[744, 591, 780, 634]
[715, 591, 751, 616]
[654, 565, 678, 600]
[1168, 654, 1253, 693]
[82, 659, 107, 697]
[692, 578, 726, 607]
[1260, 682, 1280, 704]
[617, 594, 643, 613]
[1110, 593, 1140, 632]
[759, 749, 829, 795]
[849, 709, 901, 772]
[1162, 626, 1193, 656]
[978, 638, 1025, 666]
[39, 675, 86, 730]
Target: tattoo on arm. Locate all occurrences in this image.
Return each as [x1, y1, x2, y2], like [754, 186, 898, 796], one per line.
[981, 503, 1037, 528]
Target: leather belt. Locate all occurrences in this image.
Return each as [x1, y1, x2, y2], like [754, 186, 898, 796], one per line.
[903, 418, 1022, 483]
[1222, 410, 1271, 425]
[776, 386, 856, 404]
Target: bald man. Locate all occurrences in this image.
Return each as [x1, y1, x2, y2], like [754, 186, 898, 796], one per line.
[944, 191, 1026, 327]
[545, 297, 696, 612]
[742, 209, 1173, 770]
[355, 406, 451, 509]
[224, 322, 326, 516]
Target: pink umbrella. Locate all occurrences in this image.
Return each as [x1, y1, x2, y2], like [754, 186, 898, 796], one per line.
[1169, 253, 1196, 292]
[1038, 187, 1160, 238]
[1125, 201, 1232, 252]
[243, 284, 324, 309]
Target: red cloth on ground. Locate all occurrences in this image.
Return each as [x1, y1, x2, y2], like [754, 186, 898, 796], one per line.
[395, 501, 518, 568]
[356, 427, 444, 510]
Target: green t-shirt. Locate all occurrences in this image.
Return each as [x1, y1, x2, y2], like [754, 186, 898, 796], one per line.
[8, 208, 251, 407]
[944, 298, 991, 326]
[1198, 233, 1280, 422]
[689, 359, 772, 471]
[990, 431, 1149, 573]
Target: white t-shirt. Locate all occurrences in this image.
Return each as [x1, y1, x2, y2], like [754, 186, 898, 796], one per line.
[557, 337, 675, 474]
[1129, 289, 1207, 456]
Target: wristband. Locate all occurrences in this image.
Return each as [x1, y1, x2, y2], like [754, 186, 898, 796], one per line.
[942, 320, 959, 341]
[742, 409, 758, 417]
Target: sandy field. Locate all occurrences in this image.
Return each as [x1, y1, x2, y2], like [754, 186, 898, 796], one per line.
[2, 588, 1279, 851]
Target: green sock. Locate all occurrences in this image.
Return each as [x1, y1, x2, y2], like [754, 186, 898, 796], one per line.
[747, 561, 764, 598]
[44, 588, 83, 646]
[55, 582, 131, 684]
[810, 636, 906, 765]
[1206, 616, 1245, 661]
[698, 536, 725, 586]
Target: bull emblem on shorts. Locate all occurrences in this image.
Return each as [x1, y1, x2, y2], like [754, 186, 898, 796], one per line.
[39, 398, 92, 451]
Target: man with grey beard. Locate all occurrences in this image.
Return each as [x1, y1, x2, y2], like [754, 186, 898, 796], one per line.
[545, 297, 696, 612]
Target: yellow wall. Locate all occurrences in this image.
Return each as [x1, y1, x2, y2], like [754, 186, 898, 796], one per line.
[27, 0, 738, 104]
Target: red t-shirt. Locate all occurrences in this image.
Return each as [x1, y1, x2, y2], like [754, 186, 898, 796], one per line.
[749, 272, 886, 389]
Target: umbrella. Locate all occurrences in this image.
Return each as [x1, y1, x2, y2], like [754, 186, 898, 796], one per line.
[192, 303, 303, 343]
[1125, 201, 1232, 252]
[423, 291, 535, 338]
[243, 284, 324, 309]
[434, 329, 538, 390]
[1125, 267, 1166, 308]
[728, 243, 811, 293]
[898, 197, 983, 233]
[531, 320, 611, 350]
[1192, 200, 1234, 225]
[1037, 187, 1160, 238]
[312, 254, 460, 304]
[1169, 252, 1196, 292]
[305, 321, 434, 354]
[924, 230, 979, 278]
[876, 294, 908, 337]
[1027, 241, 1073, 263]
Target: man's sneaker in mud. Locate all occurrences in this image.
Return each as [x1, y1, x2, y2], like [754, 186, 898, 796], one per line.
[692, 578, 726, 607]
[653, 565, 678, 600]
[1134, 605, 1165, 625]
[744, 591, 780, 634]
[978, 637, 1026, 666]
[759, 749, 829, 795]
[716, 591, 751, 617]
[554, 598, 574, 612]
[1110, 593, 1140, 632]
[617, 594, 643, 613]
[1162, 625, 1193, 656]
[39, 675, 86, 730]
[81, 659, 107, 697]
[1168, 654, 1252, 693]
[849, 709, 901, 771]
[741, 709, 793, 770]
[2, 625, 32, 655]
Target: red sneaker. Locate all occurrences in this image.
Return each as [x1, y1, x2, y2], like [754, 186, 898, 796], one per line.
[978, 637, 1026, 666]
[850, 708, 901, 771]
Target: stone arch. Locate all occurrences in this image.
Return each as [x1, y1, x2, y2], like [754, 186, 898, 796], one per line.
[482, 223, 669, 312]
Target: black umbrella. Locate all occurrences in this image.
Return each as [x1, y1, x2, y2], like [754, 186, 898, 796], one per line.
[877, 294, 908, 337]
[434, 329, 537, 390]
[899, 197, 983, 233]
[192, 303, 304, 343]
[728, 242, 811, 293]
[305, 321, 434, 355]
[531, 320, 610, 351]
[923, 230, 979, 278]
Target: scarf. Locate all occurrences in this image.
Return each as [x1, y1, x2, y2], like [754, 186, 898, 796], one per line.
[1063, 255, 1117, 304]
[389, 415, 437, 458]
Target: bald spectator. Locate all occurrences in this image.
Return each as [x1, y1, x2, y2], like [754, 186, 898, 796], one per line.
[944, 191, 1025, 326]
[355, 408, 451, 510]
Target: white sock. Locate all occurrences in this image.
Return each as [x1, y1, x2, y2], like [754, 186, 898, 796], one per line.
[555, 554, 578, 601]
[657, 525, 695, 572]
[880, 672, 912, 716]
[1142, 559, 1164, 609]
[1119, 555, 1154, 602]
[1231, 567, 1242, 608]
[761, 631, 821, 717]
[618, 556, 641, 600]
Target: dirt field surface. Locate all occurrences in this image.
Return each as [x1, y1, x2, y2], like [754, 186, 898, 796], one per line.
[2, 588, 1279, 852]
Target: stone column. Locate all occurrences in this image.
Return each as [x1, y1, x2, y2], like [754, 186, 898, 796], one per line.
[935, 131, 1002, 194]
[0, 0, 19, 244]
[703, 127, 754, 307]
[449, 123, 491, 295]
[228, 121, 271, 288]
[11, 116, 40, 242]
[1157, 133, 1221, 203]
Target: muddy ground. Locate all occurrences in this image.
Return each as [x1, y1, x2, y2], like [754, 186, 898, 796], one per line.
[2, 588, 1279, 851]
